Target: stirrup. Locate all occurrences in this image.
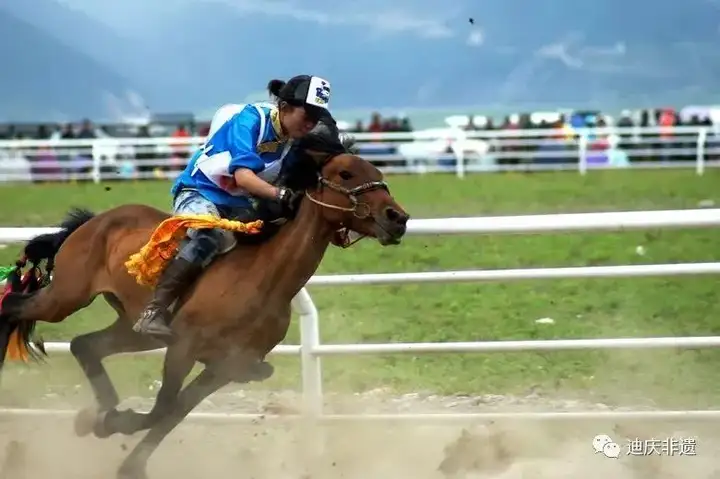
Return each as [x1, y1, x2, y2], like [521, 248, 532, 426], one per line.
[132, 308, 175, 339]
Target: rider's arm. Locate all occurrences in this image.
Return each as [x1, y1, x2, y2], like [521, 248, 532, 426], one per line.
[233, 168, 279, 200]
[225, 110, 282, 200]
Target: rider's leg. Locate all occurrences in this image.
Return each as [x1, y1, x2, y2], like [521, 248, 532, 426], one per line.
[132, 189, 239, 339]
[131, 228, 225, 338]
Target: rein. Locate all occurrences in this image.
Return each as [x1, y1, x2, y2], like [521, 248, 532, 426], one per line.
[304, 174, 389, 248]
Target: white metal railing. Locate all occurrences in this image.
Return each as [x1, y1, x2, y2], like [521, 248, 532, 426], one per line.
[1, 125, 720, 182]
[1, 208, 720, 421]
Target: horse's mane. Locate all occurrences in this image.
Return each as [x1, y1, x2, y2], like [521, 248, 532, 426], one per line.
[242, 116, 359, 229]
[279, 116, 358, 191]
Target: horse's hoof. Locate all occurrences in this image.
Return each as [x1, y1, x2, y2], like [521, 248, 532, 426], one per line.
[237, 361, 274, 383]
[74, 407, 100, 437]
[117, 470, 148, 479]
[253, 361, 274, 381]
[93, 410, 116, 438]
[117, 464, 148, 479]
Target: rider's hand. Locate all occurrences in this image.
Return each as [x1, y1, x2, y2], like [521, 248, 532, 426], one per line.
[275, 187, 302, 216]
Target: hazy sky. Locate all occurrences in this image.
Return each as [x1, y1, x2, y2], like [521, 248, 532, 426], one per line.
[11, 0, 718, 119]
[55, 0, 476, 41]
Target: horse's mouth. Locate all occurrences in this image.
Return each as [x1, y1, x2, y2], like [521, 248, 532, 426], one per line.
[374, 221, 405, 246]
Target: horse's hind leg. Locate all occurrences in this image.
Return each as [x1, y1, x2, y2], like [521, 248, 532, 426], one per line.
[3, 274, 94, 325]
[0, 274, 97, 380]
[116, 367, 231, 479]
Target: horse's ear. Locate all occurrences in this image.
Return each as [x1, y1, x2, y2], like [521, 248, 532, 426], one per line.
[340, 134, 359, 155]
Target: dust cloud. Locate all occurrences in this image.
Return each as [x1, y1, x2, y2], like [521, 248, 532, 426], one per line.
[1, 392, 718, 479]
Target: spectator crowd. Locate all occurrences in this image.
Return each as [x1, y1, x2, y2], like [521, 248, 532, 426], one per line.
[346, 113, 414, 135]
[0, 119, 204, 180]
[0, 106, 718, 182]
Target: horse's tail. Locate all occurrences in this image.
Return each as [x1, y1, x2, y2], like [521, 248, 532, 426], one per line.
[0, 207, 95, 369]
[23, 207, 96, 266]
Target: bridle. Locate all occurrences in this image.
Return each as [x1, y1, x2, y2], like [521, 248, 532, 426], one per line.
[305, 176, 389, 218]
[304, 173, 389, 248]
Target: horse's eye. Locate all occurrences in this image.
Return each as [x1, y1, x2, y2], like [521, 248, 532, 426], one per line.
[339, 170, 353, 180]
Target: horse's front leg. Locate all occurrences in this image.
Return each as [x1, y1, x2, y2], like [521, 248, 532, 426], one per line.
[116, 366, 230, 479]
[82, 343, 196, 438]
[72, 317, 166, 437]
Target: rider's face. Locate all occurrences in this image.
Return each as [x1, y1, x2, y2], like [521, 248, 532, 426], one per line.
[281, 105, 319, 139]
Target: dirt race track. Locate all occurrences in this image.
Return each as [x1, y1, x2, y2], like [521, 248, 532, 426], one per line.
[1, 397, 719, 479]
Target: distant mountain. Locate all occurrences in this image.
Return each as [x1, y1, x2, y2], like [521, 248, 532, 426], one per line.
[2, 0, 137, 72]
[0, 0, 170, 116]
[3, 0, 720, 122]
[0, 11, 137, 122]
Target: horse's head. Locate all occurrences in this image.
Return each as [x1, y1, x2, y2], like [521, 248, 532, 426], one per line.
[310, 152, 409, 245]
[285, 117, 409, 245]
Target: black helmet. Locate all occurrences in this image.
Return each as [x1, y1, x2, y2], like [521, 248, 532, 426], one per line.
[268, 75, 331, 121]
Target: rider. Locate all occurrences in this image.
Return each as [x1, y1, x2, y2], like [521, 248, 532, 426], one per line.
[132, 74, 333, 339]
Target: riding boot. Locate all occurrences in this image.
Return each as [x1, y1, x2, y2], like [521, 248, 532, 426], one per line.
[132, 256, 203, 340]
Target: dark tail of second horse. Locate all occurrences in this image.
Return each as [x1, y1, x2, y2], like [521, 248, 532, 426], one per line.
[0, 208, 96, 371]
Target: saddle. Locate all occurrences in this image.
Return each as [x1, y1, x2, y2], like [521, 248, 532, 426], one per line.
[125, 214, 263, 287]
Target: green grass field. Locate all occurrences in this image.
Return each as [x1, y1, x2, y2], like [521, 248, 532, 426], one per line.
[1, 170, 719, 409]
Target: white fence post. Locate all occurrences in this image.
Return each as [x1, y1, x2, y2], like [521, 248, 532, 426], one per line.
[290, 288, 325, 474]
[291, 288, 323, 416]
[90, 155, 101, 184]
[696, 128, 708, 176]
[578, 131, 588, 175]
[452, 127, 466, 179]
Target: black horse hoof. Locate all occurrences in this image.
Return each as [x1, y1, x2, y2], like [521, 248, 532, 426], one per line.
[117, 464, 148, 479]
[92, 409, 119, 438]
[236, 361, 274, 383]
[252, 361, 274, 381]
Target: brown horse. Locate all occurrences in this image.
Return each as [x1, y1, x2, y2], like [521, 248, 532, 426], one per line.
[0, 133, 409, 479]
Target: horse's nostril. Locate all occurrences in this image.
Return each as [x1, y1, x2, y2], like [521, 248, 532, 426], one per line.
[384, 207, 408, 225]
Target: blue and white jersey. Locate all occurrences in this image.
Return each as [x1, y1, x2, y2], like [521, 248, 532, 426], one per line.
[172, 103, 294, 208]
